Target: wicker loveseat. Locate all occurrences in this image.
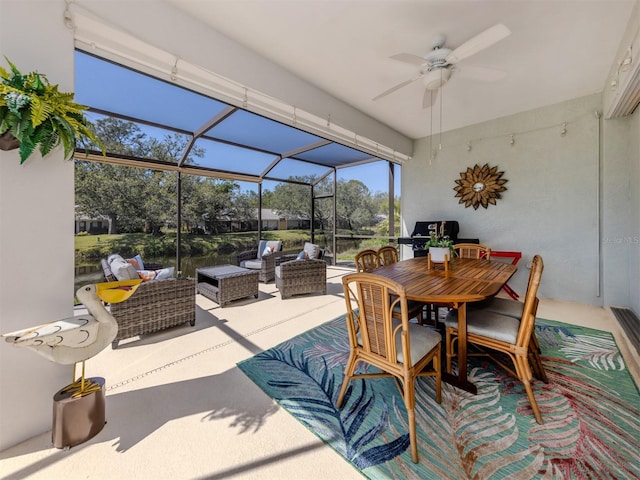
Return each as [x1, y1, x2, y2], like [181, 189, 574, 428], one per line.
[101, 258, 196, 348]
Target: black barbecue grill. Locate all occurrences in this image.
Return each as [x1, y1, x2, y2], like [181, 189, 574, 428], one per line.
[398, 221, 478, 257]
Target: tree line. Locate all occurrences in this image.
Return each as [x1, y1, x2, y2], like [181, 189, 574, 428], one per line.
[75, 118, 398, 237]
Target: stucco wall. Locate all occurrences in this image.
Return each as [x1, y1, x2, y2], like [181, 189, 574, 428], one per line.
[403, 93, 620, 306]
[0, 1, 76, 451]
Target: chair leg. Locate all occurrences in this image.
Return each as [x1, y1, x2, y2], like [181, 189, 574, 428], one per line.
[528, 344, 548, 383]
[434, 347, 442, 403]
[531, 331, 542, 353]
[403, 375, 419, 463]
[445, 328, 456, 374]
[336, 352, 357, 408]
[515, 356, 543, 424]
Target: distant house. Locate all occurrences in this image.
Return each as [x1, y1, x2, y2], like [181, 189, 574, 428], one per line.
[261, 209, 309, 230]
[74, 212, 108, 234]
[244, 209, 311, 231]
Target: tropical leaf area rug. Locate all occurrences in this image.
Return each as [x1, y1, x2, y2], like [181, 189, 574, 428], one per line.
[237, 316, 640, 479]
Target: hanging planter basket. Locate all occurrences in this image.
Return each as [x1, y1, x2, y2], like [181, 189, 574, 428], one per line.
[1, 57, 105, 164]
[0, 131, 20, 151]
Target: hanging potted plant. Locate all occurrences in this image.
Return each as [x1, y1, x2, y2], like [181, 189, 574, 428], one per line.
[0, 57, 104, 164]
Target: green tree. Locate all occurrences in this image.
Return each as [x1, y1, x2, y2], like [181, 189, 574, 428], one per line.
[75, 118, 202, 234]
[271, 177, 313, 220]
[374, 195, 401, 237]
[183, 178, 239, 234]
[336, 179, 377, 231]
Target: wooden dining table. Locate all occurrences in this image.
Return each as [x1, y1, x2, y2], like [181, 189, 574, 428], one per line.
[372, 256, 517, 394]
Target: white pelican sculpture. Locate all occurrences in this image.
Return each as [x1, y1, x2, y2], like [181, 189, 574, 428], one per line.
[2, 279, 141, 398]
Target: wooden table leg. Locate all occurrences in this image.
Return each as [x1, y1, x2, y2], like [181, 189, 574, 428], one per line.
[442, 302, 477, 394]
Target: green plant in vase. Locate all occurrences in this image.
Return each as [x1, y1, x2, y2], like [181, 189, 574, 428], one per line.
[424, 221, 453, 262]
[424, 221, 454, 249]
[0, 56, 104, 164]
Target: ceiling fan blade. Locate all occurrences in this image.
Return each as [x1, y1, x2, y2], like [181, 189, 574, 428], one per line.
[422, 88, 439, 109]
[445, 24, 511, 64]
[372, 75, 422, 101]
[390, 53, 429, 66]
[455, 65, 507, 82]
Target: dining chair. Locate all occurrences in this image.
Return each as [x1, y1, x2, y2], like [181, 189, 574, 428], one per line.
[453, 243, 491, 260]
[354, 248, 380, 272]
[377, 245, 399, 266]
[470, 292, 547, 379]
[358, 247, 426, 323]
[444, 254, 546, 424]
[338, 272, 442, 463]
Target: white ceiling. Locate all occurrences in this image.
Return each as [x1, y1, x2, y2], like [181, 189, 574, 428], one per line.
[168, 0, 636, 140]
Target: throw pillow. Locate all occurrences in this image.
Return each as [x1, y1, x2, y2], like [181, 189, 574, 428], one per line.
[155, 267, 175, 280]
[137, 267, 175, 282]
[108, 254, 139, 281]
[126, 254, 145, 270]
[137, 270, 157, 282]
[303, 242, 320, 260]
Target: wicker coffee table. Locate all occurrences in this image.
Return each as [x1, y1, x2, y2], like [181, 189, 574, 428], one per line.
[196, 265, 259, 307]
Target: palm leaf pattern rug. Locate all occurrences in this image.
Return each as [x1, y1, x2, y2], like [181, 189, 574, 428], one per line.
[237, 317, 640, 479]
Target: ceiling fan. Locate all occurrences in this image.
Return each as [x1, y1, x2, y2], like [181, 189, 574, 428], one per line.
[373, 24, 511, 108]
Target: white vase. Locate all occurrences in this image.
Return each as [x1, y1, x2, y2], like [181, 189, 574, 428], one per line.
[429, 247, 450, 263]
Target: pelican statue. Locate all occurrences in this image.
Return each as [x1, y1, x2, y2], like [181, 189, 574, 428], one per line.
[2, 279, 142, 398]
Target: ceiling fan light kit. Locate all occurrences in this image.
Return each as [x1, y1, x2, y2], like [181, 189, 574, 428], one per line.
[373, 23, 511, 104]
[423, 67, 451, 90]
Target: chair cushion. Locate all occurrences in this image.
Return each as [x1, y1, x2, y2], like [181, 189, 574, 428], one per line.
[257, 240, 282, 258]
[357, 320, 440, 367]
[257, 240, 268, 259]
[303, 242, 320, 259]
[472, 297, 523, 319]
[107, 254, 138, 281]
[445, 309, 520, 344]
[241, 259, 263, 270]
[400, 322, 441, 366]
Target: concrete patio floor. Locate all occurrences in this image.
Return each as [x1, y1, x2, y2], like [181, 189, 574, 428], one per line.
[1, 265, 638, 479]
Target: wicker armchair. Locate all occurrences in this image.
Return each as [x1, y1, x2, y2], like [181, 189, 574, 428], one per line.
[236, 240, 283, 283]
[275, 256, 327, 299]
[101, 259, 196, 348]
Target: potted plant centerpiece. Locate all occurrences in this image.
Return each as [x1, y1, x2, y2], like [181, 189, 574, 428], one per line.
[0, 57, 104, 164]
[424, 221, 454, 263]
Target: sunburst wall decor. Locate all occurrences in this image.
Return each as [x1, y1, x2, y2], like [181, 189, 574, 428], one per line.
[454, 163, 508, 209]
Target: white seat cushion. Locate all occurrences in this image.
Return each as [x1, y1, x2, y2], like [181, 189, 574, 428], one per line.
[472, 297, 523, 319]
[357, 320, 441, 367]
[240, 259, 263, 270]
[303, 242, 320, 259]
[445, 309, 520, 344]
